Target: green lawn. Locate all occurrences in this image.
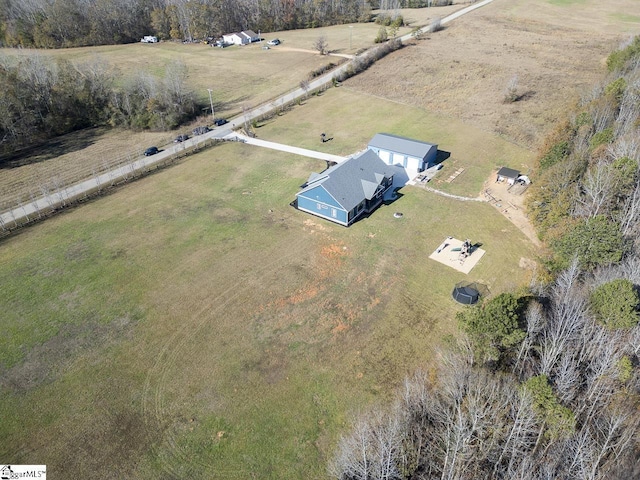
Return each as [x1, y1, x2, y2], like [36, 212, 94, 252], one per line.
[0, 132, 536, 478]
[610, 12, 640, 23]
[255, 87, 534, 197]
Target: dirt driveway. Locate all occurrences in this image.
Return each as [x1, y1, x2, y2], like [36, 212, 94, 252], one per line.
[481, 172, 541, 247]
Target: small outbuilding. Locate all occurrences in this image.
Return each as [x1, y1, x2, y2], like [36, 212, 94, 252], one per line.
[367, 133, 438, 176]
[496, 167, 521, 185]
[295, 150, 394, 226]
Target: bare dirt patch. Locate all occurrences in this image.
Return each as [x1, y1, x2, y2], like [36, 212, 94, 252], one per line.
[481, 171, 541, 247]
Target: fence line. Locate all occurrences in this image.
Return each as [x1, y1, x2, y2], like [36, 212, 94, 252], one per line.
[0, 138, 220, 236]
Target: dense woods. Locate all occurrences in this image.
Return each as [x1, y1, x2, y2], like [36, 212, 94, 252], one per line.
[330, 36, 640, 480]
[0, 53, 198, 156]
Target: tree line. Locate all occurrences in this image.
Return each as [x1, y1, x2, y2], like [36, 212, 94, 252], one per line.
[526, 35, 640, 274]
[0, 0, 460, 48]
[330, 35, 640, 479]
[0, 0, 359, 48]
[331, 262, 640, 479]
[0, 53, 198, 156]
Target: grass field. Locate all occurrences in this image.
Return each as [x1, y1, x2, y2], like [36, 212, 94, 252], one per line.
[0, 133, 536, 478]
[2, 1, 636, 477]
[255, 87, 534, 197]
[346, 0, 637, 149]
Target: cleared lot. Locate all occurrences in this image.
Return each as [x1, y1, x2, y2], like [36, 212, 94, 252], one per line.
[1, 1, 637, 477]
[0, 138, 536, 479]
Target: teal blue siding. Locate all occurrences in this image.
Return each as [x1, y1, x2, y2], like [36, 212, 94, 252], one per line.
[297, 187, 348, 225]
[298, 185, 341, 208]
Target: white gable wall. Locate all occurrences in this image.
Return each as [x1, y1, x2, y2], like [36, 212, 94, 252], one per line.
[368, 145, 427, 179]
[223, 33, 248, 45]
[392, 153, 405, 167]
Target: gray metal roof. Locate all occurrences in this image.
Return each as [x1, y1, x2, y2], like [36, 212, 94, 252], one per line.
[298, 150, 393, 211]
[497, 167, 520, 179]
[368, 133, 437, 159]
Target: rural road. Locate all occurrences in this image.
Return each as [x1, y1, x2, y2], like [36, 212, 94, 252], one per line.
[1, 0, 496, 229]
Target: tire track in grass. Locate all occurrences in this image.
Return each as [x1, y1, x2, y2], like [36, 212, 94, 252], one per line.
[141, 234, 313, 478]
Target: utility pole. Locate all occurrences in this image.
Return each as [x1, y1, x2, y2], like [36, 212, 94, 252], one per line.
[207, 88, 215, 122]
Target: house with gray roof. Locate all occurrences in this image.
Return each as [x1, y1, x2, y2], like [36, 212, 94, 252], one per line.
[367, 133, 437, 175]
[295, 150, 394, 226]
[222, 30, 260, 45]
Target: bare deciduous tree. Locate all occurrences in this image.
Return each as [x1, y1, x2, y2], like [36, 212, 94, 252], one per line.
[299, 79, 310, 99]
[574, 162, 618, 218]
[314, 35, 328, 55]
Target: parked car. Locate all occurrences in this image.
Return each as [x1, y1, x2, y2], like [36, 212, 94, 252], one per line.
[214, 118, 228, 126]
[267, 38, 280, 46]
[192, 126, 211, 135]
[144, 146, 159, 156]
[174, 134, 189, 143]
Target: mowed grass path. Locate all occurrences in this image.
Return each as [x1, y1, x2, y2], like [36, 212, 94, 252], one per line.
[0, 132, 536, 478]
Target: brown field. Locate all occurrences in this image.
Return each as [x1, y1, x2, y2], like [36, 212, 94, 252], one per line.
[345, 0, 639, 149]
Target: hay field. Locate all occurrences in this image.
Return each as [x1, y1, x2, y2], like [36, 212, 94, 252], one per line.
[345, 0, 640, 149]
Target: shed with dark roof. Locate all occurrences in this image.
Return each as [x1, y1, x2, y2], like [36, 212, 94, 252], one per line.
[367, 133, 437, 174]
[496, 167, 521, 185]
[295, 150, 394, 226]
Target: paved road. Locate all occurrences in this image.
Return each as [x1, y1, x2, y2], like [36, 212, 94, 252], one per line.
[0, 0, 496, 230]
